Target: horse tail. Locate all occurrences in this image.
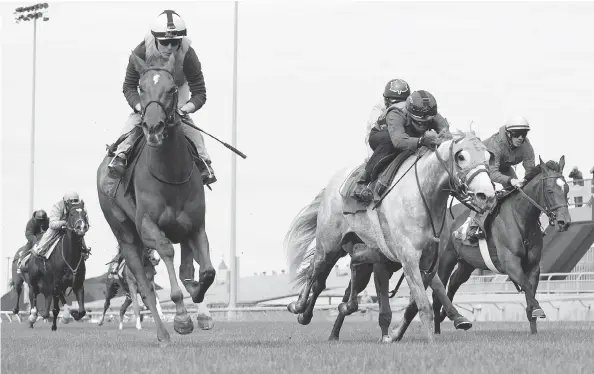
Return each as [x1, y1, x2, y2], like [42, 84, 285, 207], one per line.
[284, 188, 325, 287]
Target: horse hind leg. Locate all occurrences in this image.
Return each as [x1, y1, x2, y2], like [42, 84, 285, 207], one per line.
[128, 279, 142, 330]
[525, 262, 542, 334]
[328, 281, 351, 341]
[429, 272, 472, 332]
[98, 281, 117, 327]
[179, 241, 213, 330]
[374, 263, 396, 343]
[181, 225, 215, 304]
[12, 278, 23, 315]
[338, 261, 373, 316]
[119, 295, 132, 330]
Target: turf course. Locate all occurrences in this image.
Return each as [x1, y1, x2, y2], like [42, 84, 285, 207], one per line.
[2, 320, 593, 373]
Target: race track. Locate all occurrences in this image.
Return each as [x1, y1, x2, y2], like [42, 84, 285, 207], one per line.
[2, 320, 594, 373]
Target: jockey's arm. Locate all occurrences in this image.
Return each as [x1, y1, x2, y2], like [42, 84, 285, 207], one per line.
[122, 43, 145, 111]
[432, 113, 451, 134]
[522, 140, 536, 176]
[182, 47, 207, 113]
[487, 144, 514, 186]
[387, 110, 420, 152]
[48, 202, 67, 230]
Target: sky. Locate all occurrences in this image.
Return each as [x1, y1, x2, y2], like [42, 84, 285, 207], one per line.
[1, 0, 594, 294]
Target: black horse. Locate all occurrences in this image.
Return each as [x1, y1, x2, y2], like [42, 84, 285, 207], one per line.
[27, 200, 91, 331]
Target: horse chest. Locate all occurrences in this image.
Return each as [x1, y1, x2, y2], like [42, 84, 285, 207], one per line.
[156, 207, 193, 236]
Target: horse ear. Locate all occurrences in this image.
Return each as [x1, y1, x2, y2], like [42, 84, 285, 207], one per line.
[163, 53, 176, 74]
[130, 52, 148, 75]
[559, 155, 565, 172]
[539, 156, 545, 169]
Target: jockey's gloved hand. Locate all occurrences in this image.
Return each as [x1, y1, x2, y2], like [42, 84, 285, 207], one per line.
[134, 103, 141, 113]
[510, 178, 523, 187]
[178, 102, 196, 117]
[422, 130, 441, 148]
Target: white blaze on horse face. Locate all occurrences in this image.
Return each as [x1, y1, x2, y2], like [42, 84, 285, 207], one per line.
[153, 74, 160, 85]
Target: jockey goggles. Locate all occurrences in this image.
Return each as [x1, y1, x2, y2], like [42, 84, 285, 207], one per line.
[508, 130, 528, 138]
[409, 112, 435, 123]
[158, 38, 181, 47]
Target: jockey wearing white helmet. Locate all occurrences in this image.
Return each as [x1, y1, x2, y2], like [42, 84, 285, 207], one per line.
[108, 10, 216, 186]
[465, 116, 536, 243]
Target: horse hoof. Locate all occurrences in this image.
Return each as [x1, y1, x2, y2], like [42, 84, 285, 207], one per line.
[174, 314, 194, 335]
[191, 272, 216, 304]
[62, 316, 72, 325]
[51, 325, 57, 331]
[454, 317, 472, 330]
[297, 314, 311, 325]
[97, 319, 104, 327]
[197, 314, 214, 330]
[378, 335, 392, 344]
[328, 335, 339, 341]
[29, 322, 34, 328]
[532, 308, 546, 319]
[287, 302, 302, 314]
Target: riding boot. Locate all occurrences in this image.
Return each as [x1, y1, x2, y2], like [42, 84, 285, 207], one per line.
[196, 158, 217, 186]
[107, 153, 128, 179]
[354, 170, 373, 202]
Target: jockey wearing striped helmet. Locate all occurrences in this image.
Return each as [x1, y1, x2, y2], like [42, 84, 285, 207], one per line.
[355, 88, 450, 202]
[465, 116, 536, 243]
[108, 10, 216, 186]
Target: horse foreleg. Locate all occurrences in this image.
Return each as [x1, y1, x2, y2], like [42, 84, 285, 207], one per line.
[28, 283, 39, 327]
[51, 294, 60, 331]
[98, 281, 117, 327]
[389, 245, 434, 343]
[429, 273, 472, 331]
[128, 280, 142, 330]
[182, 226, 215, 304]
[179, 241, 213, 330]
[12, 278, 23, 315]
[69, 285, 86, 321]
[119, 295, 132, 330]
[374, 263, 394, 343]
[432, 239, 459, 333]
[526, 262, 542, 334]
[141, 217, 191, 337]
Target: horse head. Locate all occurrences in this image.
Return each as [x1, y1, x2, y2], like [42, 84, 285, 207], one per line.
[129, 52, 179, 147]
[523, 156, 571, 231]
[436, 130, 497, 213]
[65, 200, 90, 236]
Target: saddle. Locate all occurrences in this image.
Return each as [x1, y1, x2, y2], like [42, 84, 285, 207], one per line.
[103, 128, 201, 199]
[341, 150, 414, 214]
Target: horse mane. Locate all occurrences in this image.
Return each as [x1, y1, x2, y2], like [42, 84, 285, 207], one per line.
[524, 160, 561, 183]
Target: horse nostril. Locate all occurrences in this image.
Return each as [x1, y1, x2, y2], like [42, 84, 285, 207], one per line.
[476, 193, 486, 201]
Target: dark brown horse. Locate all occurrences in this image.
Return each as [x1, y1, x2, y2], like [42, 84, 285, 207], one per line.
[9, 231, 44, 316]
[433, 157, 571, 334]
[97, 53, 215, 345]
[27, 200, 90, 331]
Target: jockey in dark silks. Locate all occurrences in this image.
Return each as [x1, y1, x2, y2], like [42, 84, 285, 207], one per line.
[466, 116, 536, 242]
[355, 89, 450, 201]
[16, 210, 49, 272]
[107, 10, 216, 186]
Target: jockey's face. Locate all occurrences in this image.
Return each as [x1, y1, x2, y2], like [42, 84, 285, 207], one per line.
[157, 39, 180, 57]
[410, 116, 433, 133]
[507, 130, 528, 148]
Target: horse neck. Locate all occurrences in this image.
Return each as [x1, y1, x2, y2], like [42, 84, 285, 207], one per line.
[415, 145, 453, 218]
[508, 174, 543, 228]
[148, 125, 194, 181]
[61, 229, 84, 263]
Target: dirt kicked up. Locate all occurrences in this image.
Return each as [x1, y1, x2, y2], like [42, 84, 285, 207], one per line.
[2, 320, 594, 373]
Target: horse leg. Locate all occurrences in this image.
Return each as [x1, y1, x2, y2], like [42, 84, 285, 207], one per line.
[389, 246, 434, 343]
[181, 225, 215, 304]
[389, 269, 433, 342]
[328, 281, 351, 341]
[431, 238, 459, 333]
[525, 262, 542, 334]
[12, 278, 23, 315]
[98, 281, 117, 327]
[128, 279, 142, 330]
[119, 295, 132, 330]
[179, 241, 213, 329]
[28, 283, 39, 327]
[51, 294, 60, 331]
[374, 263, 394, 343]
[429, 273, 472, 331]
[69, 283, 86, 321]
[501, 250, 545, 331]
[140, 217, 192, 337]
[338, 261, 373, 316]
[42, 292, 52, 324]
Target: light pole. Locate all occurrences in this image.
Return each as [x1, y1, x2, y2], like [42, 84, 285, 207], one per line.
[5, 257, 11, 293]
[14, 3, 50, 215]
[228, 0, 239, 320]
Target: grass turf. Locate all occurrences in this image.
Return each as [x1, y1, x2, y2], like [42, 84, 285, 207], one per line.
[2, 320, 594, 373]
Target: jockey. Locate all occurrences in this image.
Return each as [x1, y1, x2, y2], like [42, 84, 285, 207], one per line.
[364, 79, 411, 153]
[107, 10, 216, 186]
[465, 116, 535, 242]
[354, 89, 449, 201]
[15, 210, 49, 272]
[32, 191, 91, 258]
